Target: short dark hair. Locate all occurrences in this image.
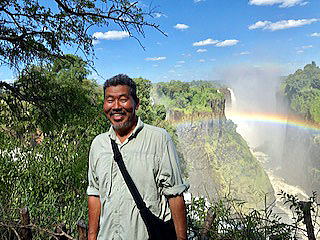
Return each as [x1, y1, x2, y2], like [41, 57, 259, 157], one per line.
[103, 74, 139, 104]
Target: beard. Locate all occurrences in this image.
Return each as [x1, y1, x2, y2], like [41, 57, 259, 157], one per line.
[111, 110, 137, 132]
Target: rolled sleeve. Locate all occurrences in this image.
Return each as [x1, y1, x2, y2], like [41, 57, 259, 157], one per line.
[87, 142, 100, 196]
[159, 136, 189, 196]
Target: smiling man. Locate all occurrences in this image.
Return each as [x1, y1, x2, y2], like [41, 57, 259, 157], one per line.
[87, 74, 189, 240]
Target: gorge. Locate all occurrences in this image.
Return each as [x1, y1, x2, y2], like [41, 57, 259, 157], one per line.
[153, 65, 320, 214]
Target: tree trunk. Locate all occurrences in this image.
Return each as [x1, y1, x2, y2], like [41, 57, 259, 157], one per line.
[20, 207, 32, 240]
[77, 220, 87, 240]
[200, 208, 216, 240]
[299, 201, 316, 240]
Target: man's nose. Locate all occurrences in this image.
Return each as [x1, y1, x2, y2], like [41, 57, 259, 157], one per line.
[112, 99, 121, 109]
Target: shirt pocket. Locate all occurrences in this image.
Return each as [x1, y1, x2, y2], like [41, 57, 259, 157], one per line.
[125, 152, 161, 202]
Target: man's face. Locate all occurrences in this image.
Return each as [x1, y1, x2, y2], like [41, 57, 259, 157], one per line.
[103, 85, 139, 132]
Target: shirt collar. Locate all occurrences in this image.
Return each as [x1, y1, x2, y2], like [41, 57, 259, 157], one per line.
[108, 117, 144, 142]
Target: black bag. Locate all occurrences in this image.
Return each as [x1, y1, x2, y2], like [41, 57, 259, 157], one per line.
[110, 139, 177, 240]
[140, 207, 176, 240]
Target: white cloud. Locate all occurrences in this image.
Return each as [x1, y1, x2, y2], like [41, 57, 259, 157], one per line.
[296, 45, 312, 54]
[196, 49, 207, 53]
[153, 64, 159, 67]
[177, 61, 185, 64]
[182, 53, 192, 57]
[249, 19, 319, 31]
[269, 19, 318, 31]
[174, 65, 182, 68]
[174, 24, 190, 30]
[249, 0, 308, 8]
[145, 57, 166, 61]
[193, 38, 218, 46]
[194, 0, 205, 3]
[302, 45, 313, 49]
[199, 59, 205, 62]
[92, 39, 100, 45]
[240, 51, 251, 55]
[216, 39, 239, 47]
[248, 21, 271, 30]
[310, 32, 320, 37]
[154, 13, 167, 18]
[93, 31, 130, 40]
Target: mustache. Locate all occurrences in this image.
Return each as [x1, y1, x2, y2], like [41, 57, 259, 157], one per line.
[110, 110, 126, 116]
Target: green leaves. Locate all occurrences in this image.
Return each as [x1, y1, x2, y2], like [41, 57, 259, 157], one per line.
[281, 62, 320, 123]
[134, 77, 167, 124]
[187, 195, 295, 240]
[1, 54, 103, 136]
[154, 80, 223, 114]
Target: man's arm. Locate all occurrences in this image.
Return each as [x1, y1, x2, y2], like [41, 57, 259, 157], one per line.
[88, 195, 101, 240]
[168, 195, 187, 240]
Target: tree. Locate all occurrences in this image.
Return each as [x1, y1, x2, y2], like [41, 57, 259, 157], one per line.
[134, 77, 166, 124]
[281, 62, 320, 122]
[0, 54, 103, 137]
[0, 0, 162, 69]
[0, 0, 163, 134]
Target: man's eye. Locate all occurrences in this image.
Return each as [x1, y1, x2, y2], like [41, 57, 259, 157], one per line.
[106, 99, 114, 103]
[120, 98, 128, 103]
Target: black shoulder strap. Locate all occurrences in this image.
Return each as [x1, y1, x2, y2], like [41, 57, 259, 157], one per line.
[110, 139, 147, 210]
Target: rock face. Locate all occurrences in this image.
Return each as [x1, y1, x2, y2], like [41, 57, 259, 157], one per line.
[171, 96, 274, 209]
[280, 126, 320, 195]
[274, 91, 320, 196]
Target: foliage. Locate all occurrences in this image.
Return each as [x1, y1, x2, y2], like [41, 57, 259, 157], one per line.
[154, 80, 224, 113]
[0, 54, 108, 238]
[187, 194, 319, 240]
[134, 77, 176, 139]
[0, 128, 93, 239]
[0, 54, 105, 139]
[281, 61, 320, 123]
[279, 190, 319, 225]
[0, 63, 178, 238]
[0, 0, 161, 69]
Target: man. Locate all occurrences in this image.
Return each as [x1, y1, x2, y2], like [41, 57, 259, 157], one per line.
[87, 74, 189, 240]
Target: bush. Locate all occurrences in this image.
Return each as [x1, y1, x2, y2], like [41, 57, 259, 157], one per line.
[186, 195, 312, 240]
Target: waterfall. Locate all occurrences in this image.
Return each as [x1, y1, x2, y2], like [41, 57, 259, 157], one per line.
[227, 87, 236, 106]
[225, 88, 235, 119]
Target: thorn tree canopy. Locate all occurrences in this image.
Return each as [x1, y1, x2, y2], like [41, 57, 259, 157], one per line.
[0, 0, 163, 69]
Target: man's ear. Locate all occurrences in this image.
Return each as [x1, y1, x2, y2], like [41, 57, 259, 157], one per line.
[135, 99, 140, 110]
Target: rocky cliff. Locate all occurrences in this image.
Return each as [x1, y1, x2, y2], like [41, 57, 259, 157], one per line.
[274, 91, 320, 195]
[279, 125, 320, 195]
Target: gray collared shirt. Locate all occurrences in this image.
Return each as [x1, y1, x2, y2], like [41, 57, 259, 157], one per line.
[87, 119, 189, 240]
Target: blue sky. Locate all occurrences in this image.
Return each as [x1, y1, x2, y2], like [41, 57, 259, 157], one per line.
[2, 0, 320, 84]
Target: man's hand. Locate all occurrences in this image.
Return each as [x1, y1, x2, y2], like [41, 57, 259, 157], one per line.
[168, 195, 187, 240]
[88, 195, 101, 240]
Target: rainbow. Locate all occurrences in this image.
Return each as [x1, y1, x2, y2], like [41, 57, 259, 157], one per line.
[226, 111, 320, 132]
